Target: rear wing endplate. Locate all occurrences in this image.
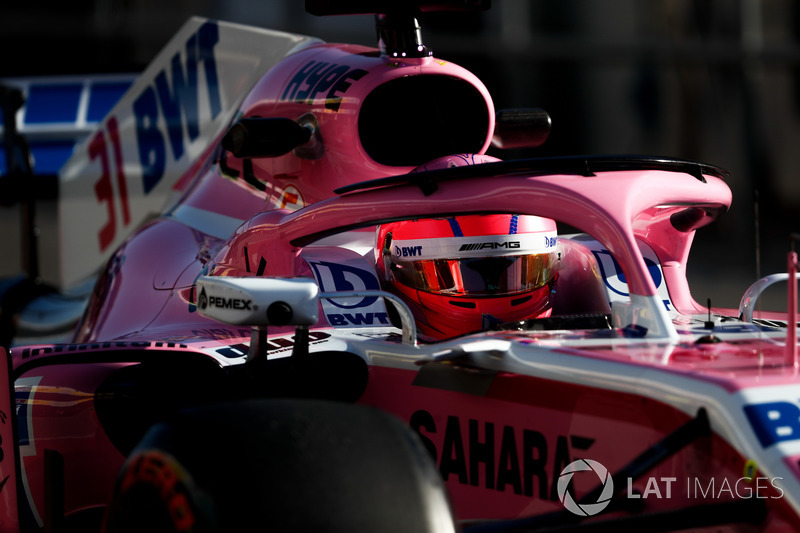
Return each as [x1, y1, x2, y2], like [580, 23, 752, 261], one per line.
[57, 18, 320, 290]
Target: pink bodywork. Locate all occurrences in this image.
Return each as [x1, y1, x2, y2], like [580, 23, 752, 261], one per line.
[6, 35, 800, 532]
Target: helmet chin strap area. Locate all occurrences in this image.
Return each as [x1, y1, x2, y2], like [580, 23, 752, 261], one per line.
[412, 282, 555, 341]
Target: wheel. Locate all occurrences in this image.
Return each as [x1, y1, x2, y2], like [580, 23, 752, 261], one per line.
[103, 399, 456, 532]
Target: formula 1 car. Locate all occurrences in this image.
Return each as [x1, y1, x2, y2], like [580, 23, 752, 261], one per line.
[1, 1, 799, 532]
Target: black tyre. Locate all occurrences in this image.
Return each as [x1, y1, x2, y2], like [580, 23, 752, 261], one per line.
[103, 399, 457, 532]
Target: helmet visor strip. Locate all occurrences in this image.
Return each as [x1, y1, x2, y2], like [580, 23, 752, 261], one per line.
[389, 230, 558, 296]
[392, 253, 555, 295]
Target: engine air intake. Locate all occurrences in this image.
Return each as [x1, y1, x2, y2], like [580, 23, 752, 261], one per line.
[358, 75, 489, 167]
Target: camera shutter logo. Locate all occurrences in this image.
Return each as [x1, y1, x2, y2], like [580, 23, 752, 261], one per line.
[557, 459, 614, 516]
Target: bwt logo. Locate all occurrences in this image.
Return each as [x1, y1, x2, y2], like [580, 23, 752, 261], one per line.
[309, 261, 380, 308]
[395, 245, 422, 257]
[544, 236, 557, 248]
[745, 400, 800, 447]
[133, 21, 221, 194]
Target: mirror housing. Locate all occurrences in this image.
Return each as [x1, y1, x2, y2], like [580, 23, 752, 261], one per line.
[196, 276, 319, 326]
[195, 276, 417, 362]
[221, 117, 313, 158]
[492, 108, 551, 150]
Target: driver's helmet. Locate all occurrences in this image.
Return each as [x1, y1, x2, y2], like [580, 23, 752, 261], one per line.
[376, 214, 559, 339]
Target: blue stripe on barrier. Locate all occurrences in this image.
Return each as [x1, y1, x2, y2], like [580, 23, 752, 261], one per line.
[87, 81, 131, 122]
[31, 141, 78, 174]
[1, 76, 133, 176]
[24, 83, 83, 124]
[0, 141, 77, 176]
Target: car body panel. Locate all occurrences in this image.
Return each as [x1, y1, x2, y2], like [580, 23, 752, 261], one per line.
[3, 7, 800, 532]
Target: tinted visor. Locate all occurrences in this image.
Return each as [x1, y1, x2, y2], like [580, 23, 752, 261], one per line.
[390, 253, 554, 296]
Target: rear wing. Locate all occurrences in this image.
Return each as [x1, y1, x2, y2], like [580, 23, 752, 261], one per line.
[54, 18, 319, 290]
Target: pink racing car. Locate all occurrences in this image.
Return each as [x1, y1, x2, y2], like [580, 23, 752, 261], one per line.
[1, 2, 799, 532]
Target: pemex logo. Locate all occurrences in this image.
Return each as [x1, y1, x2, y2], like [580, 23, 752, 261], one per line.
[557, 459, 614, 516]
[198, 287, 208, 310]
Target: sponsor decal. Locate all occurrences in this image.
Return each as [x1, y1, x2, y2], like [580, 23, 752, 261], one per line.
[280, 60, 368, 111]
[197, 286, 253, 312]
[327, 312, 390, 327]
[409, 410, 595, 501]
[395, 245, 423, 257]
[305, 252, 391, 328]
[278, 185, 304, 210]
[458, 241, 521, 252]
[591, 248, 672, 311]
[410, 411, 784, 514]
[86, 21, 221, 254]
[309, 260, 393, 328]
[190, 327, 250, 341]
[89, 116, 131, 251]
[206, 296, 251, 310]
[310, 261, 380, 309]
[60, 20, 318, 289]
[744, 401, 800, 447]
[197, 286, 208, 309]
[132, 21, 222, 194]
[20, 342, 189, 359]
[592, 249, 662, 296]
[214, 331, 330, 358]
[392, 232, 556, 260]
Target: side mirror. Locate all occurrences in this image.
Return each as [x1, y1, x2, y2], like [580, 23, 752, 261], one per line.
[195, 276, 418, 362]
[196, 276, 320, 363]
[492, 108, 551, 150]
[221, 117, 313, 158]
[196, 276, 319, 326]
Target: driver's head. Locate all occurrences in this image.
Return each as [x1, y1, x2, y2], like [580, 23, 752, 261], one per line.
[376, 214, 559, 339]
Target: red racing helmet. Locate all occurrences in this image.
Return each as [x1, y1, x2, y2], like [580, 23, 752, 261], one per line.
[376, 213, 559, 340]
